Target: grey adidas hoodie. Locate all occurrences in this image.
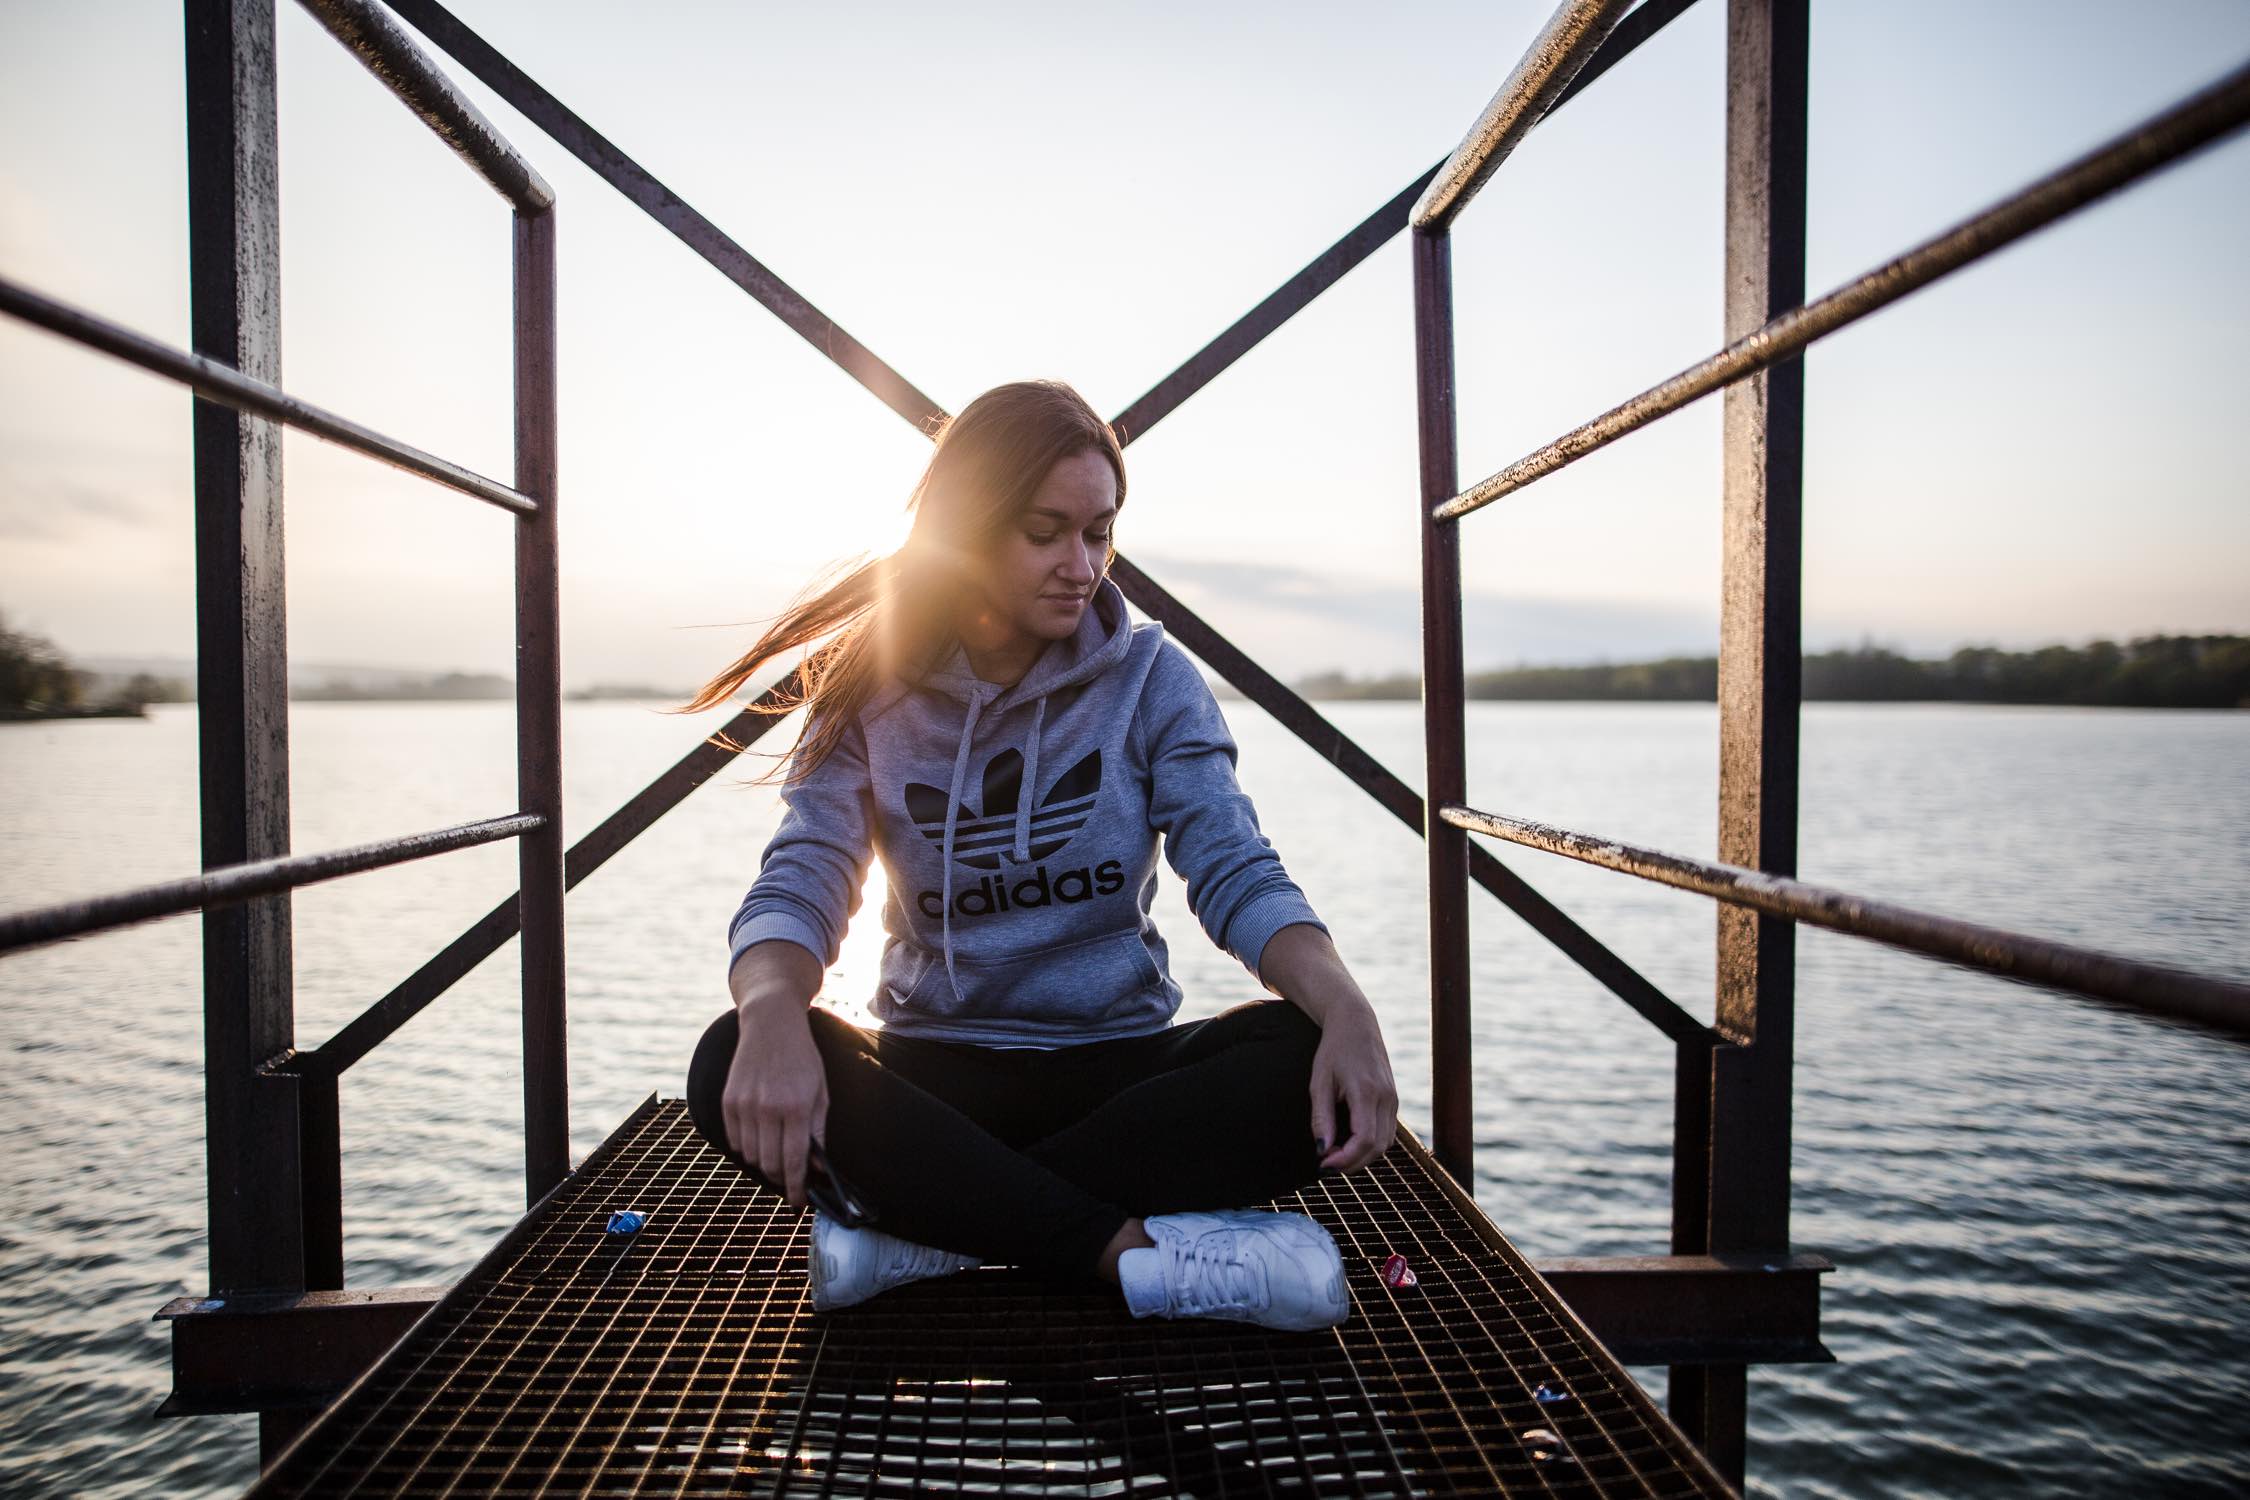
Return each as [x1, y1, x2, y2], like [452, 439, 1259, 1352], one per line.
[726, 576, 1327, 1047]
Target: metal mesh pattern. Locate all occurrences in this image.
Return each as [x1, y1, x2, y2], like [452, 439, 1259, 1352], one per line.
[250, 1099, 1732, 1497]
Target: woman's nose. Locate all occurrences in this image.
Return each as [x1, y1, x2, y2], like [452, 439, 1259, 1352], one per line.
[1059, 540, 1097, 583]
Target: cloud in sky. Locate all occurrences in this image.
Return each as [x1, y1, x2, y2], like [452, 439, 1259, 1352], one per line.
[1131, 550, 1719, 679]
[0, 472, 152, 541]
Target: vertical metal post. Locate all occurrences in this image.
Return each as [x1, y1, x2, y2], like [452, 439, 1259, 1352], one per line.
[1672, 0, 1809, 1484]
[1669, 1034, 1713, 1256]
[299, 1066, 344, 1289]
[185, 0, 303, 1302]
[514, 204, 569, 1204]
[1412, 226, 1472, 1183]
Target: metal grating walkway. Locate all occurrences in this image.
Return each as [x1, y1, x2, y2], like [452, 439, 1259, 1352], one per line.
[248, 1097, 1734, 1497]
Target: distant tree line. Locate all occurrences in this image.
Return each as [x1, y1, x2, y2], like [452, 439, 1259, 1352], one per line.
[0, 611, 171, 718]
[1296, 636, 2250, 709]
[294, 672, 512, 702]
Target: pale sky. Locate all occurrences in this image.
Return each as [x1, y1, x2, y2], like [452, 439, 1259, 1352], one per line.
[3, 0, 2246, 686]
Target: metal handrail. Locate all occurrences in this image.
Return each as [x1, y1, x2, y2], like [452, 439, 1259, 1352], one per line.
[1435, 56, 2250, 521]
[298, 0, 553, 212]
[0, 274, 537, 515]
[383, 0, 943, 430]
[292, 680, 800, 1075]
[1440, 803, 2250, 1036]
[1115, 0, 1701, 444]
[1111, 556, 1706, 1044]
[0, 814, 544, 955]
[1411, 0, 1637, 232]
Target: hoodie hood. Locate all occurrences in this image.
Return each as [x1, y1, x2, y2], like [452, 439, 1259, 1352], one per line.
[917, 574, 1135, 712]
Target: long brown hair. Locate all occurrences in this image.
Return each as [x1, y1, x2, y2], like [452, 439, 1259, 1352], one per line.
[675, 379, 1126, 784]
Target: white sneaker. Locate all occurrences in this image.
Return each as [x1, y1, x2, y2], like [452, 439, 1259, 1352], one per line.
[1116, 1210, 1350, 1331]
[808, 1211, 981, 1311]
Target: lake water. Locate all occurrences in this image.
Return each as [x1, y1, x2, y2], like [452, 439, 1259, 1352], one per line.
[1, 699, 2244, 1497]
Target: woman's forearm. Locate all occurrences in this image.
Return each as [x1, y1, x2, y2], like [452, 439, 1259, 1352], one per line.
[1255, 923, 1374, 1028]
[721, 938, 828, 1202]
[1263, 921, 1398, 1170]
[730, 938, 823, 1017]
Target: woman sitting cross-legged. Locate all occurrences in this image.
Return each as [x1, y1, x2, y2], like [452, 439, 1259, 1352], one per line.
[680, 379, 1399, 1330]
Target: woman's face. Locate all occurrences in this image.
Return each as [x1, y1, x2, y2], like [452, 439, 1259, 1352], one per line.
[964, 447, 1118, 650]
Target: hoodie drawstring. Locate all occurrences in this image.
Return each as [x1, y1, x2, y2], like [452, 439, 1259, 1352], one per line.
[1012, 697, 1046, 866]
[938, 692, 986, 1007]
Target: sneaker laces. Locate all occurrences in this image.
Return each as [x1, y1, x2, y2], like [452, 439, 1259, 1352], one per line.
[1167, 1228, 1267, 1315]
[883, 1235, 964, 1282]
[868, 1223, 976, 1286]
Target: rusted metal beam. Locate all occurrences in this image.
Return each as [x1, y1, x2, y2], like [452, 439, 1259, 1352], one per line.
[384, 0, 944, 431]
[1437, 54, 2250, 521]
[186, 0, 300, 1302]
[300, 690, 796, 1075]
[0, 814, 546, 955]
[514, 203, 569, 1206]
[1413, 0, 1639, 231]
[154, 1286, 445, 1415]
[1111, 168, 1439, 446]
[1551, 0, 1704, 106]
[0, 275, 538, 515]
[294, 0, 552, 211]
[1707, 0, 1806, 1258]
[1689, 9, 1800, 1478]
[1412, 227, 1473, 1183]
[1113, 0, 1700, 445]
[1440, 803, 2250, 1035]
[298, 1071, 343, 1291]
[1671, 1030, 1716, 1254]
[1536, 1253, 1830, 1366]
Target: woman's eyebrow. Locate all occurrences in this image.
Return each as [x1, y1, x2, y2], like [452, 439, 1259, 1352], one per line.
[1027, 505, 1119, 522]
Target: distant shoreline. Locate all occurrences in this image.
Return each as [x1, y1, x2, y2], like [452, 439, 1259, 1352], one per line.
[1290, 637, 2248, 711]
[0, 704, 148, 722]
[16, 638, 2245, 711]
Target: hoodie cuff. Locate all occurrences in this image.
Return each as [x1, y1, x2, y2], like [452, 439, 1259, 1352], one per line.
[728, 910, 832, 980]
[1231, 894, 1328, 982]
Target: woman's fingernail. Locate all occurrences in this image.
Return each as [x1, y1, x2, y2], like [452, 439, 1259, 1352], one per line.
[1314, 1136, 1327, 1154]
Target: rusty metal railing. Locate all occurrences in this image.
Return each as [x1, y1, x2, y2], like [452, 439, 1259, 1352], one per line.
[1416, 13, 2250, 1043]
[1408, 0, 2250, 1481]
[0, 814, 543, 951]
[0, 0, 567, 1382]
[0, 278, 536, 513]
[1439, 806, 2250, 1031]
[1437, 59, 2250, 520]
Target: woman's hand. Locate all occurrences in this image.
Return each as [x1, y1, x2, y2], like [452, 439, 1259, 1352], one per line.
[724, 940, 829, 1209]
[1257, 923, 1400, 1173]
[1309, 1002, 1398, 1173]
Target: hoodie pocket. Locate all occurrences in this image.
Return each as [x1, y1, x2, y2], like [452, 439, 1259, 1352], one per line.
[880, 938, 935, 1010]
[898, 926, 1162, 1024]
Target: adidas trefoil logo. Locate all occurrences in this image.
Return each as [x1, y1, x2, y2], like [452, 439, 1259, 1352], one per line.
[904, 747, 1101, 870]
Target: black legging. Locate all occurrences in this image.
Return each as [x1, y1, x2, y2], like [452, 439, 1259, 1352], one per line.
[685, 997, 1342, 1282]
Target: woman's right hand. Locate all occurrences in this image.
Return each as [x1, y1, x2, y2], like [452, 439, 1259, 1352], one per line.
[722, 939, 831, 1209]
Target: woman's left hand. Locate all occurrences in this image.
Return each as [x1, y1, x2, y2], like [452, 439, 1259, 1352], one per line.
[1258, 924, 1399, 1173]
[1309, 1000, 1399, 1173]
